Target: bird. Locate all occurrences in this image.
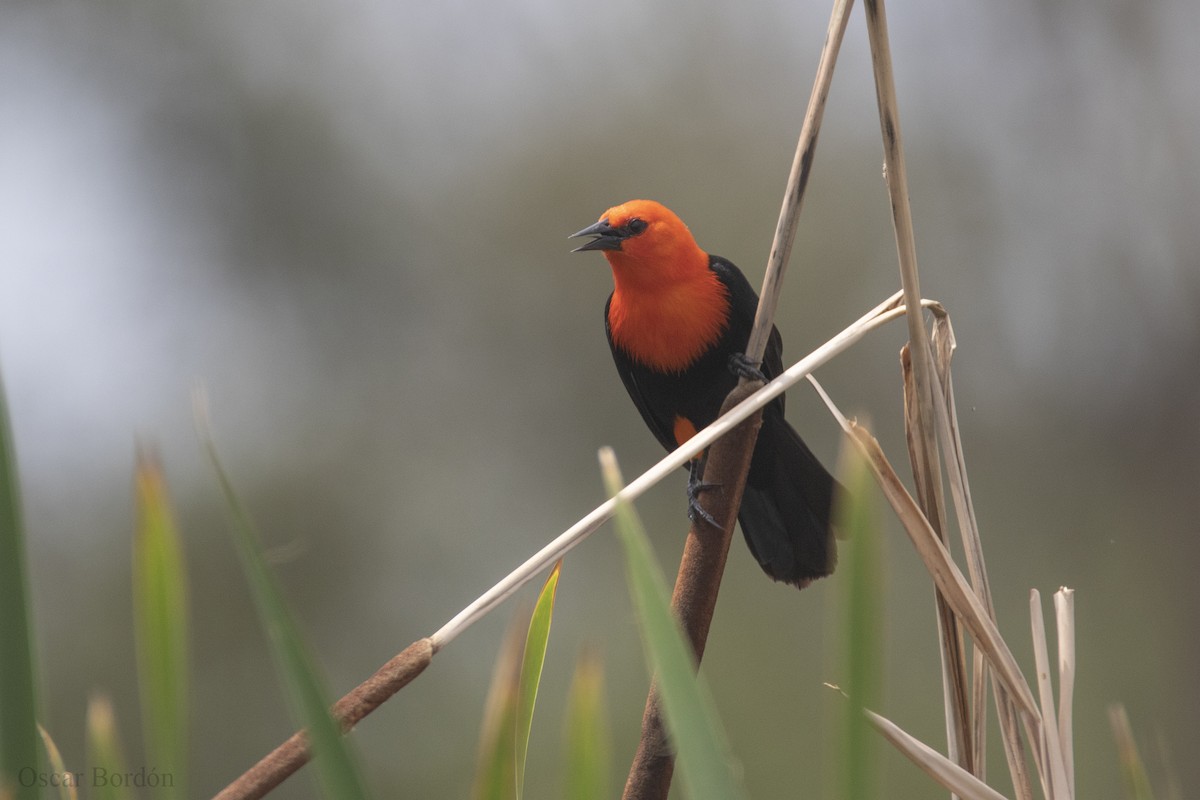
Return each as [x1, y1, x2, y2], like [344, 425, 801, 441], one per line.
[570, 199, 839, 588]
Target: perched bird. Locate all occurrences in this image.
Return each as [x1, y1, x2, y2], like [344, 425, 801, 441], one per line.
[570, 199, 839, 587]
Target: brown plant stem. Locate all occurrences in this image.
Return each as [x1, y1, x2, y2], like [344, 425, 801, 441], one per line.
[621, 382, 763, 800]
[212, 638, 435, 800]
[622, 2, 854, 795]
[863, 0, 979, 783]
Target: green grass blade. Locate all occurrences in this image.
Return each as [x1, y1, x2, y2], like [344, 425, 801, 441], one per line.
[562, 649, 610, 800]
[599, 448, 746, 800]
[834, 442, 883, 800]
[1110, 704, 1157, 800]
[201, 429, 369, 800]
[515, 561, 561, 799]
[37, 725, 78, 800]
[86, 694, 132, 800]
[472, 613, 525, 800]
[0, 378, 41, 800]
[132, 451, 189, 798]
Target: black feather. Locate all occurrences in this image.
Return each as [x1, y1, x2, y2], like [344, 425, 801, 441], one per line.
[606, 254, 840, 587]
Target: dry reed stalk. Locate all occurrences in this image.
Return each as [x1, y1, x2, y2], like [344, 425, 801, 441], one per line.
[862, 0, 977, 783]
[743, 0, 855, 367]
[924, 316, 1036, 800]
[1030, 590, 1071, 799]
[861, 4, 1065, 799]
[867, 711, 1010, 800]
[1054, 588, 1076, 796]
[807, 376, 1039, 719]
[811, 369, 1081, 800]
[903, 345, 974, 777]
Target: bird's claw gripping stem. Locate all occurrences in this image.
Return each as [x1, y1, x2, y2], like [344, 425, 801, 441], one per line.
[729, 352, 767, 383]
[687, 458, 723, 529]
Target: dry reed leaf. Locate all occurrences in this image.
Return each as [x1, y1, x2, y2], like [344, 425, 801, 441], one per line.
[866, 710, 1011, 800]
[842, 419, 1039, 720]
[1030, 590, 1072, 800]
[1054, 588, 1076, 797]
[902, 344, 974, 777]
[927, 313, 1035, 800]
[808, 371, 1040, 721]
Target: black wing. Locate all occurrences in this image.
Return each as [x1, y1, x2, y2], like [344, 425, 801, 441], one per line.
[708, 255, 786, 415]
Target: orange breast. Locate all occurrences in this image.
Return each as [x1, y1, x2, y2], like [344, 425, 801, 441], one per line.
[607, 273, 730, 373]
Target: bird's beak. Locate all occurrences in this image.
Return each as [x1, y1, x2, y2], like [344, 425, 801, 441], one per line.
[568, 219, 623, 253]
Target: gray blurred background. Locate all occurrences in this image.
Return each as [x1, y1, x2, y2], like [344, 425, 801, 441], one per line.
[1, 0, 1196, 796]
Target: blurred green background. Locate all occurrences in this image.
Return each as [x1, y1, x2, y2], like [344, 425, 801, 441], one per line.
[1, 0, 1196, 796]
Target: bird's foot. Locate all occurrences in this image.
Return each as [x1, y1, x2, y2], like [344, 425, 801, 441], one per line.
[729, 352, 767, 383]
[686, 462, 723, 529]
[687, 487, 722, 528]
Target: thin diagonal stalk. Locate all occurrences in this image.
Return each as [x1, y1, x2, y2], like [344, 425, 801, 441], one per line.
[212, 294, 935, 799]
[866, 711, 1010, 800]
[743, 0, 855, 365]
[215, 276, 954, 800]
[429, 291, 916, 652]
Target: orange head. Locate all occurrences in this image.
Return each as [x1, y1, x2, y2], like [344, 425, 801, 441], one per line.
[568, 199, 710, 287]
[570, 200, 729, 372]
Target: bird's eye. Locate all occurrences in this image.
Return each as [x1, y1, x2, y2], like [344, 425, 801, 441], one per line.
[626, 218, 648, 235]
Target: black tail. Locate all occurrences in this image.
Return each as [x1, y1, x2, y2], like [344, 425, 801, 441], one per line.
[737, 411, 840, 588]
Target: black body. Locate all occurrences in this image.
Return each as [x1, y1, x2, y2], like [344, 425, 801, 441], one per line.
[606, 255, 839, 586]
